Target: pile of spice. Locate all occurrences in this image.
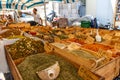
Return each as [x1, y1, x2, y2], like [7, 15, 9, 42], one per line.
[6, 37, 44, 60]
[82, 43, 113, 52]
[67, 38, 85, 45]
[17, 53, 82, 80]
[0, 29, 21, 38]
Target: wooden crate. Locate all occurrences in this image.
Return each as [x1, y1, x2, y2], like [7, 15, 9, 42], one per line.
[79, 46, 120, 80]
[92, 56, 120, 80]
[5, 44, 120, 80]
[52, 44, 98, 69]
[5, 47, 23, 80]
[51, 44, 120, 80]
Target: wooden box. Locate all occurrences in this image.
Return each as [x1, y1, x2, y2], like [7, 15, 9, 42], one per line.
[5, 44, 120, 80]
[5, 47, 23, 80]
[51, 44, 120, 80]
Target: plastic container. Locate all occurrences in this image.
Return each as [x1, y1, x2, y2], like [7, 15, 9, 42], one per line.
[81, 21, 91, 28]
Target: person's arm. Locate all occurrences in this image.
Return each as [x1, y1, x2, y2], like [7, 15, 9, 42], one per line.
[23, 12, 31, 15]
[20, 11, 32, 16]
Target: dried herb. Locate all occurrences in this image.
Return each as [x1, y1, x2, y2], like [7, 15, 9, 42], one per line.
[17, 53, 82, 80]
[70, 50, 97, 59]
[0, 29, 21, 38]
[6, 37, 44, 60]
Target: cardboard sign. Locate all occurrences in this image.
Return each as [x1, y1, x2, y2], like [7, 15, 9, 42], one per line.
[85, 36, 95, 44]
[78, 65, 103, 80]
[103, 34, 112, 40]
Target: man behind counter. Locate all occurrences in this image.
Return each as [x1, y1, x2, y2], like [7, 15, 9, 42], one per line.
[22, 8, 43, 26]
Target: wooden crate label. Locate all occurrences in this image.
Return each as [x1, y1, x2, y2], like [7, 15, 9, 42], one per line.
[78, 66, 103, 80]
[103, 34, 112, 40]
[85, 36, 95, 44]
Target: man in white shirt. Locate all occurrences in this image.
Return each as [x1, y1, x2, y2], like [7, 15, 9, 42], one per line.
[23, 8, 43, 26]
[31, 8, 43, 25]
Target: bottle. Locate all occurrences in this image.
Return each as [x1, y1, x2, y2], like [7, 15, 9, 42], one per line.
[95, 29, 101, 42]
[94, 18, 98, 28]
[107, 19, 111, 29]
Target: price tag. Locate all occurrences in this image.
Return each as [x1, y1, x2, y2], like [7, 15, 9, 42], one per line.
[115, 32, 120, 36]
[68, 34, 75, 39]
[78, 65, 103, 80]
[103, 34, 112, 40]
[54, 36, 61, 42]
[97, 49, 106, 58]
[85, 36, 95, 44]
[114, 43, 120, 50]
[97, 49, 112, 61]
[44, 42, 53, 53]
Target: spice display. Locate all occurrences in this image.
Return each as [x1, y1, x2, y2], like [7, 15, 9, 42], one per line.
[17, 53, 82, 80]
[36, 34, 54, 43]
[67, 38, 85, 45]
[0, 29, 21, 38]
[70, 50, 97, 60]
[6, 37, 44, 60]
[82, 43, 113, 52]
[58, 34, 68, 39]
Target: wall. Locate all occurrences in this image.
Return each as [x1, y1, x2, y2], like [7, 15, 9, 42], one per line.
[96, 0, 115, 25]
[86, 0, 116, 25]
[86, 0, 96, 17]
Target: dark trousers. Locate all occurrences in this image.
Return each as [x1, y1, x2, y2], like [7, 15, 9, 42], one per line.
[27, 21, 37, 26]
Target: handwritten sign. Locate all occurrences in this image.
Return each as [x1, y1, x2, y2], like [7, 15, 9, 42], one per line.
[78, 65, 103, 80]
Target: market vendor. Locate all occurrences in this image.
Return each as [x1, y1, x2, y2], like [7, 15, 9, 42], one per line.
[23, 8, 43, 26]
[7, 14, 14, 23]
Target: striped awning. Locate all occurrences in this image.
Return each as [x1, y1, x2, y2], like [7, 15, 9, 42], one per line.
[0, 0, 76, 10]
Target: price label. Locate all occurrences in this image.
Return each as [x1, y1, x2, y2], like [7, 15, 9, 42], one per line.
[78, 65, 103, 80]
[97, 49, 106, 58]
[85, 36, 95, 44]
[97, 49, 112, 61]
[103, 34, 112, 40]
[115, 32, 120, 36]
[44, 42, 53, 53]
[114, 43, 120, 50]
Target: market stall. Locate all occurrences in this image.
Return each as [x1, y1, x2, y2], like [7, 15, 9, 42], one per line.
[0, 0, 120, 80]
